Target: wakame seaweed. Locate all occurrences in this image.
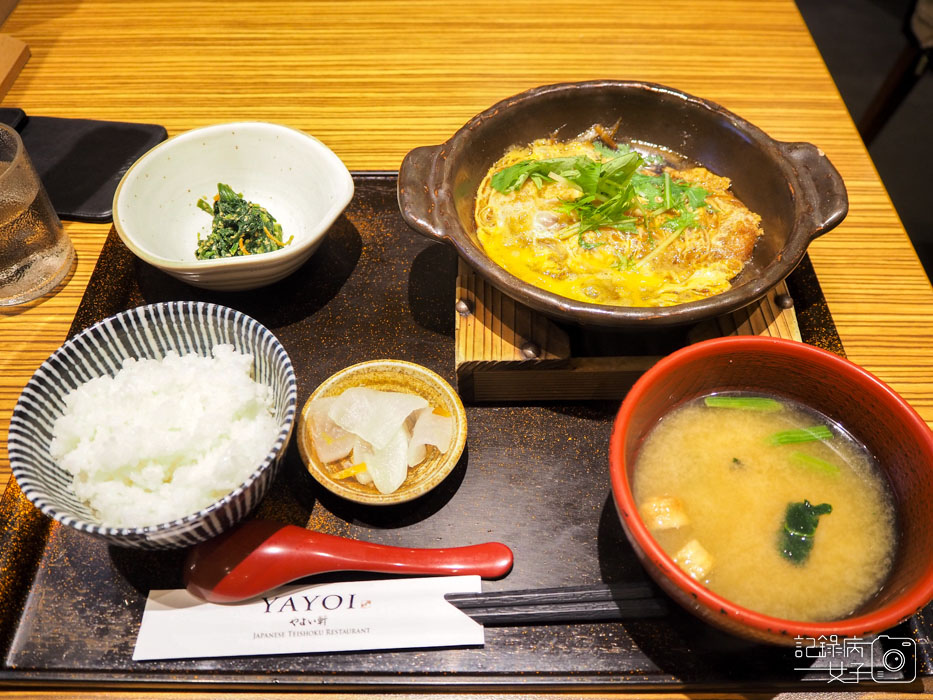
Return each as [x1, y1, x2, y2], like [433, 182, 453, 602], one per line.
[195, 183, 291, 259]
[779, 499, 832, 565]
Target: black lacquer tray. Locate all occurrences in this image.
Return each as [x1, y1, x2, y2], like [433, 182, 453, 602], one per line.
[0, 174, 928, 692]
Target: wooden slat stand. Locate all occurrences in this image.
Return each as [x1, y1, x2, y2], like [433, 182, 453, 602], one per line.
[455, 259, 801, 402]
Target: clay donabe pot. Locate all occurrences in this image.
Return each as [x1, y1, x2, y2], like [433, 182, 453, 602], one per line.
[398, 81, 848, 328]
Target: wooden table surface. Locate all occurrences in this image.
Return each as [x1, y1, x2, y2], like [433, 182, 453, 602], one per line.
[1, 0, 931, 696]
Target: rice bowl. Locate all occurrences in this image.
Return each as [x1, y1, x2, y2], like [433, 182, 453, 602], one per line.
[8, 301, 297, 550]
[50, 346, 280, 528]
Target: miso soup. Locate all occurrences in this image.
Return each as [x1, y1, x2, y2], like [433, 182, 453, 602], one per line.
[632, 393, 896, 621]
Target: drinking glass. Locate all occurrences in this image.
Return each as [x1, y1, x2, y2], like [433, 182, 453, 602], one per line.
[0, 124, 74, 305]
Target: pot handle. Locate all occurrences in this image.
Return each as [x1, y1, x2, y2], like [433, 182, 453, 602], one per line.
[398, 144, 448, 242]
[780, 141, 849, 240]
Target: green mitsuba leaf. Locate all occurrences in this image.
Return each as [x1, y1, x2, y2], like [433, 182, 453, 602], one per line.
[490, 156, 594, 193]
[487, 143, 708, 251]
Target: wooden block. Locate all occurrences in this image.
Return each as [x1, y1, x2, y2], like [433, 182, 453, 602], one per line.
[0, 0, 19, 25]
[455, 259, 801, 402]
[0, 34, 29, 100]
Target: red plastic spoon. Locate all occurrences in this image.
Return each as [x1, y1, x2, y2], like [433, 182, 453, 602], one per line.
[184, 520, 514, 604]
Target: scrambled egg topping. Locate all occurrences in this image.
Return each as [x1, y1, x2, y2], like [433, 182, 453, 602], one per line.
[474, 137, 763, 307]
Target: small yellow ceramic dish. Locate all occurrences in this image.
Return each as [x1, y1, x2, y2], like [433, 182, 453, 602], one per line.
[297, 359, 467, 505]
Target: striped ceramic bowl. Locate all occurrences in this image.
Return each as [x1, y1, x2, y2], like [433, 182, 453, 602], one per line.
[9, 301, 297, 549]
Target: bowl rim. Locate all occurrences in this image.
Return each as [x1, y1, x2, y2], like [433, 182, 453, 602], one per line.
[8, 300, 298, 538]
[297, 358, 468, 505]
[402, 79, 847, 328]
[609, 335, 933, 638]
[111, 121, 354, 271]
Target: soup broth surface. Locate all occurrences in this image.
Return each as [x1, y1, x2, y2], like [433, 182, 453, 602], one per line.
[632, 393, 896, 621]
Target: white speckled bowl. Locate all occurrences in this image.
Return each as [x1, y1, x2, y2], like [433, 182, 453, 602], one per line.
[113, 122, 354, 291]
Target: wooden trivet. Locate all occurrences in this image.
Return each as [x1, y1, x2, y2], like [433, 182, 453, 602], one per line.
[455, 259, 800, 402]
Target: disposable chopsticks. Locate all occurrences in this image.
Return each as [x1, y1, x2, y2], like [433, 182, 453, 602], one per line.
[444, 582, 668, 626]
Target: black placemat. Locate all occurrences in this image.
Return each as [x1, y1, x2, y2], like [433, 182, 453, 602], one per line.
[0, 111, 166, 222]
[0, 107, 25, 130]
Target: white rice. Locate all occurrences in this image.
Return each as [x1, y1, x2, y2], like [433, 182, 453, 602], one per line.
[49, 344, 279, 527]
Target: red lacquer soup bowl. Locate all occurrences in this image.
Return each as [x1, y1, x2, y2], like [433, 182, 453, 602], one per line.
[609, 336, 933, 645]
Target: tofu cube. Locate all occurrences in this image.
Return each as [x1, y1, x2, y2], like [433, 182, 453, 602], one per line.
[638, 496, 690, 531]
[673, 539, 714, 581]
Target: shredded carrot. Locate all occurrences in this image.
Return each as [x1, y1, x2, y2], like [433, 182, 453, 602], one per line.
[264, 228, 286, 247]
[238, 238, 249, 255]
[331, 462, 368, 480]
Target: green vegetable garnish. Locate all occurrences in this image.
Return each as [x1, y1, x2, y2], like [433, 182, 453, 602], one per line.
[768, 425, 833, 445]
[790, 451, 841, 475]
[489, 146, 707, 254]
[779, 500, 832, 565]
[703, 396, 784, 411]
[195, 183, 292, 260]
[631, 207, 701, 270]
[490, 156, 603, 194]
